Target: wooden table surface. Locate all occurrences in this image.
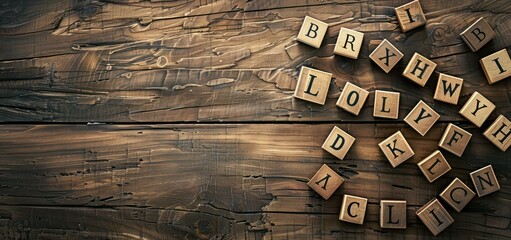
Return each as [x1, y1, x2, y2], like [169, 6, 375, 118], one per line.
[0, 0, 510, 239]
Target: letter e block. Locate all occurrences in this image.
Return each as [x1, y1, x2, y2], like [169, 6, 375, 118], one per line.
[369, 39, 404, 73]
[460, 17, 496, 52]
[293, 66, 332, 105]
[459, 91, 495, 128]
[417, 150, 451, 182]
[403, 53, 437, 87]
[380, 200, 406, 229]
[480, 49, 511, 84]
[439, 178, 475, 212]
[395, 0, 427, 32]
[404, 100, 440, 136]
[336, 82, 369, 115]
[438, 123, 472, 157]
[434, 74, 463, 105]
[334, 27, 364, 59]
[470, 165, 500, 197]
[297, 16, 328, 48]
[483, 115, 511, 152]
[339, 194, 368, 225]
[373, 90, 400, 119]
[322, 126, 356, 160]
[378, 131, 415, 168]
[307, 164, 345, 200]
[416, 198, 454, 236]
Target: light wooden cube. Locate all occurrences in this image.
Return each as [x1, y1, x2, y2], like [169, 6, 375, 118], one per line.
[404, 100, 440, 136]
[459, 91, 495, 127]
[470, 165, 500, 197]
[403, 53, 437, 87]
[378, 131, 415, 168]
[460, 17, 496, 52]
[339, 194, 368, 225]
[373, 90, 400, 119]
[438, 123, 472, 157]
[380, 200, 406, 229]
[369, 39, 404, 73]
[333, 27, 364, 59]
[439, 178, 476, 212]
[483, 115, 511, 152]
[297, 16, 328, 48]
[307, 164, 345, 200]
[293, 66, 332, 105]
[322, 126, 356, 160]
[417, 150, 451, 183]
[480, 49, 511, 84]
[416, 198, 454, 236]
[336, 82, 369, 116]
[395, 0, 426, 32]
[433, 73, 463, 105]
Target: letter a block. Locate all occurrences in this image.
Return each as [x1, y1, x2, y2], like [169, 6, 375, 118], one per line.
[403, 53, 437, 87]
[459, 91, 495, 128]
[416, 198, 454, 236]
[483, 115, 511, 152]
[378, 131, 415, 168]
[334, 27, 364, 59]
[395, 0, 427, 32]
[438, 124, 472, 157]
[439, 178, 476, 212]
[373, 90, 400, 119]
[322, 126, 356, 160]
[336, 82, 369, 116]
[339, 194, 368, 225]
[417, 150, 451, 183]
[434, 73, 463, 105]
[380, 200, 407, 229]
[293, 66, 332, 105]
[480, 49, 511, 84]
[307, 164, 345, 200]
[460, 17, 496, 52]
[369, 39, 404, 73]
[470, 165, 500, 197]
[297, 16, 328, 48]
[404, 100, 440, 136]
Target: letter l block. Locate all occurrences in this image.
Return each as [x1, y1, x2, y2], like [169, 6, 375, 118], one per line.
[293, 66, 332, 105]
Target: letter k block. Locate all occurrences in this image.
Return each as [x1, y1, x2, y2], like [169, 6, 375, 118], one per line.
[293, 66, 332, 105]
[379, 131, 415, 168]
[297, 16, 328, 48]
[322, 126, 356, 160]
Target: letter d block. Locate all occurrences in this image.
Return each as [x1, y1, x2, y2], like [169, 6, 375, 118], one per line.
[395, 0, 426, 32]
[307, 164, 345, 200]
[403, 53, 437, 87]
[416, 198, 454, 236]
[339, 194, 368, 225]
[334, 27, 364, 59]
[480, 49, 511, 84]
[459, 91, 495, 128]
[439, 178, 475, 212]
[336, 82, 369, 116]
[438, 123, 472, 157]
[322, 126, 356, 160]
[460, 17, 496, 52]
[378, 131, 415, 168]
[297, 16, 328, 48]
[483, 115, 511, 152]
[380, 200, 407, 229]
[293, 66, 332, 105]
[470, 165, 500, 197]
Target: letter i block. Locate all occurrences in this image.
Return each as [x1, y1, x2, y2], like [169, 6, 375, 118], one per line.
[459, 91, 495, 127]
[334, 27, 364, 59]
[336, 82, 369, 116]
[480, 49, 511, 84]
[293, 66, 332, 105]
[378, 131, 415, 168]
[404, 100, 440, 136]
[297, 16, 328, 48]
[433, 73, 463, 105]
[403, 53, 437, 87]
[483, 115, 511, 152]
[470, 165, 500, 197]
[460, 17, 496, 52]
[307, 164, 345, 200]
[380, 200, 407, 229]
[373, 90, 400, 119]
[438, 123, 472, 157]
[322, 126, 356, 160]
[395, 0, 427, 32]
[439, 178, 476, 212]
[369, 39, 404, 73]
[339, 194, 368, 225]
[417, 150, 451, 183]
[416, 198, 454, 236]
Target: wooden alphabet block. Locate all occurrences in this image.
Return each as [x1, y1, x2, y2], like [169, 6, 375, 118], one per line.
[369, 39, 404, 73]
[339, 194, 368, 225]
[297, 16, 328, 48]
[470, 165, 500, 197]
[395, 0, 426, 32]
[439, 178, 476, 212]
[438, 123, 472, 157]
[433, 73, 463, 105]
[459, 91, 495, 128]
[480, 49, 511, 84]
[307, 164, 345, 200]
[333, 27, 364, 59]
[373, 90, 400, 119]
[402, 53, 437, 87]
[336, 82, 369, 116]
[378, 131, 415, 168]
[322, 126, 356, 160]
[460, 17, 496, 52]
[483, 115, 511, 152]
[416, 198, 454, 236]
[293, 66, 332, 105]
[417, 150, 451, 183]
[380, 200, 407, 229]
[404, 100, 440, 136]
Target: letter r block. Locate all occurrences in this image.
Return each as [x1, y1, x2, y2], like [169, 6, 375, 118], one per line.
[395, 0, 427, 32]
[322, 126, 356, 160]
[339, 194, 368, 225]
[378, 131, 415, 168]
[470, 165, 500, 197]
[380, 200, 407, 229]
[334, 27, 364, 59]
[297, 16, 328, 48]
[459, 91, 495, 128]
[460, 17, 496, 52]
[403, 53, 437, 87]
[416, 198, 454, 236]
[439, 178, 476, 212]
[438, 123, 472, 157]
[417, 150, 451, 183]
[307, 164, 345, 200]
[483, 115, 511, 152]
[336, 82, 369, 116]
[480, 49, 511, 84]
[293, 66, 332, 105]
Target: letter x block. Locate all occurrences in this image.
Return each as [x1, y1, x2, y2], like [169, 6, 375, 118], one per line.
[483, 115, 511, 152]
[404, 100, 440, 136]
[378, 131, 415, 168]
[339, 194, 368, 225]
[459, 91, 495, 128]
[470, 165, 500, 197]
[293, 66, 332, 105]
[380, 200, 407, 229]
[395, 0, 427, 32]
[417, 150, 451, 183]
[439, 178, 476, 212]
[297, 16, 328, 48]
[307, 164, 345, 200]
[334, 27, 364, 59]
[460, 17, 496, 52]
[480, 49, 511, 84]
[438, 123, 472, 157]
[336, 82, 369, 116]
[322, 126, 356, 160]
[369, 39, 404, 73]
[403, 53, 437, 87]
[434, 73, 463, 105]
[416, 198, 454, 236]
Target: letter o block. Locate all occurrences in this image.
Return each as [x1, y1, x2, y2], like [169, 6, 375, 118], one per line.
[336, 82, 369, 116]
[297, 16, 328, 48]
[322, 126, 356, 160]
[339, 194, 368, 225]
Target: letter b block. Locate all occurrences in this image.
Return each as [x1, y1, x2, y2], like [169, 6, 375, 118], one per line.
[438, 124, 472, 157]
[339, 194, 368, 225]
[293, 66, 332, 105]
[483, 115, 511, 152]
[480, 49, 511, 84]
[322, 126, 356, 160]
[380, 200, 407, 229]
[395, 0, 427, 32]
[334, 27, 364, 59]
[378, 131, 415, 168]
[439, 178, 476, 212]
[403, 53, 437, 87]
[336, 82, 369, 116]
[297, 16, 328, 48]
[307, 164, 345, 200]
[416, 198, 454, 236]
[470, 165, 500, 197]
[460, 17, 496, 52]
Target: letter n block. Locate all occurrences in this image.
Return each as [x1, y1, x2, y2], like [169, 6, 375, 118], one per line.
[336, 82, 369, 116]
[416, 198, 454, 236]
[380, 200, 406, 229]
[459, 91, 495, 128]
[460, 17, 496, 52]
[293, 66, 332, 105]
[438, 123, 472, 157]
[373, 90, 400, 119]
[434, 73, 463, 105]
[307, 164, 345, 200]
[417, 150, 451, 183]
[333, 27, 364, 59]
[439, 178, 476, 212]
[322, 126, 356, 160]
[470, 165, 500, 197]
[297, 16, 328, 48]
[378, 131, 415, 168]
[395, 0, 427, 32]
[404, 100, 440, 136]
[483, 115, 511, 152]
[403, 53, 437, 87]
[339, 194, 368, 225]
[369, 39, 404, 73]
[480, 49, 511, 84]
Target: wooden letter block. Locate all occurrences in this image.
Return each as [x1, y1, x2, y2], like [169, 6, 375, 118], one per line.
[322, 126, 356, 160]
[378, 131, 415, 168]
[483, 115, 511, 152]
[480, 49, 511, 84]
[404, 100, 440, 136]
[417, 150, 451, 183]
[416, 198, 454, 236]
[333, 27, 364, 59]
[438, 123, 472, 157]
[336, 82, 369, 116]
[395, 0, 426, 32]
[297, 16, 328, 48]
[380, 200, 407, 229]
[339, 194, 368, 225]
[459, 91, 495, 127]
[434, 73, 463, 105]
[307, 164, 345, 200]
[439, 178, 476, 212]
[402, 53, 437, 87]
[293, 66, 332, 105]
[369, 39, 404, 73]
[460, 17, 496, 52]
[373, 90, 400, 119]
[470, 165, 500, 197]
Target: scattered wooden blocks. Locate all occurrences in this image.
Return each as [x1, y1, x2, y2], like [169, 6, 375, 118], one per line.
[378, 131, 415, 168]
[339, 194, 368, 225]
[297, 16, 328, 48]
[438, 123, 472, 157]
[307, 164, 345, 200]
[480, 49, 511, 84]
[470, 165, 500, 197]
[417, 150, 451, 182]
[416, 198, 454, 236]
[373, 90, 400, 119]
[404, 100, 440, 136]
[433, 73, 463, 105]
[403, 53, 437, 87]
[293, 66, 332, 105]
[459, 91, 495, 128]
[369, 39, 404, 73]
[439, 178, 476, 212]
[395, 0, 427, 32]
[380, 200, 407, 229]
[483, 115, 511, 152]
[336, 82, 369, 116]
[334, 27, 364, 59]
[460, 17, 496, 52]
[322, 126, 356, 160]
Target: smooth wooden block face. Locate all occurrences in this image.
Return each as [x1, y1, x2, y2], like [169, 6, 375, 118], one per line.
[333, 27, 364, 59]
[480, 49, 511, 84]
[296, 16, 328, 48]
[336, 82, 369, 116]
[416, 198, 454, 236]
[470, 165, 500, 197]
[293, 66, 332, 105]
[460, 17, 496, 52]
[459, 91, 495, 127]
[395, 0, 426, 32]
[404, 100, 440, 136]
[380, 200, 407, 229]
[307, 164, 345, 200]
[483, 115, 511, 152]
[417, 150, 451, 183]
[434, 73, 463, 105]
[438, 123, 472, 157]
[322, 126, 356, 160]
[339, 194, 368, 225]
[369, 39, 404, 73]
[402, 53, 437, 87]
[373, 90, 400, 119]
[378, 131, 415, 168]
[439, 178, 476, 212]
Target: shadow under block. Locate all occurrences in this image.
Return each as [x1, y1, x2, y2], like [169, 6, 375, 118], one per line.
[480, 49, 511, 84]
[293, 66, 332, 105]
[336, 82, 369, 116]
[333, 27, 364, 59]
[378, 131, 415, 168]
[322, 126, 356, 160]
[416, 198, 454, 236]
[373, 90, 400, 119]
[403, 53, 437, 87]
[296, 16, 328, 48]
[417, 150, 451, 183]
[369, 39, 404, 73]
[395, 0, 426, 32]
[459, 91, 495, 128]
[439, 178, 476, 212]
[339, 194, 368, 225]
[483, 115, 511, 152]
[380, 200, 407, 229]
[460, 17, 496, 52]
[307, 164, 345, 200]
[470, 165, 500, 197]
[438, 123, 472, 157]
[404, 100, 440, 136]
[433, 73, 463, 105]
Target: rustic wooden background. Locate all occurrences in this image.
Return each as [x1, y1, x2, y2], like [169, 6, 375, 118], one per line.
[0, 0, 510, 239]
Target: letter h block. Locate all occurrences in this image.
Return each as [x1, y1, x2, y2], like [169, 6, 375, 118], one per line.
[307, 164, 345, 200]
[403, 53, 437, 87]
[484, 115, 511, 152]
[460, 17, 496, 52]
[416, 198, 454, 236]
[293, 66, 332, 105]
[322, 126, 356, 160]
[297, 16, 328, 48]
[339, 194, 368, 225]
[378, 131, 415, 168]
